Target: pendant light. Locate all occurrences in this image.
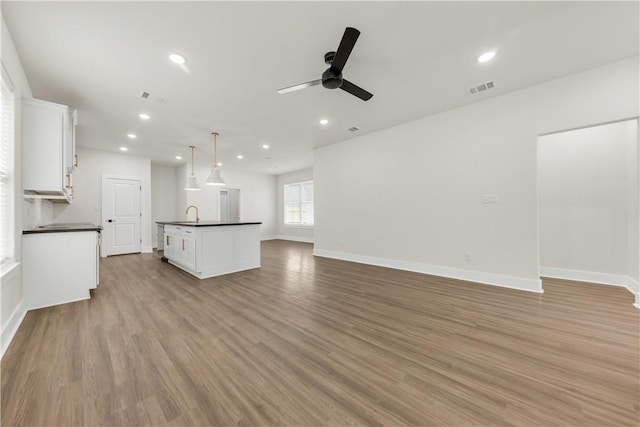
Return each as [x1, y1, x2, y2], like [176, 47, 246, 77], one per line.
[184, 145, 201, 191]
[206, 132, 226, 186]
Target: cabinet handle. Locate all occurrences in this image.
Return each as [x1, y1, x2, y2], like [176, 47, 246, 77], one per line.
[182, 239, 185, 250]
[65, 173, 71, 188]
[74, 154, 78, 167]
[166, 236, 169, 245]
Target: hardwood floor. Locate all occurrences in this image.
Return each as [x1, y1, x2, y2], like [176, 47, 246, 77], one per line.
[2, 240, 638, 426]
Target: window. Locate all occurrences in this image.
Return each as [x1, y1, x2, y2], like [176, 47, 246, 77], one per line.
[284, 181, 313, 225]
[1, 64, 15, 265]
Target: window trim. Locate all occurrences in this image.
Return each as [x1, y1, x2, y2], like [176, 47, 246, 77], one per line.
[283, 180, 314, 226]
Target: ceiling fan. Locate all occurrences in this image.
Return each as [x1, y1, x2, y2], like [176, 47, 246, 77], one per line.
[277, 27, 373, 101]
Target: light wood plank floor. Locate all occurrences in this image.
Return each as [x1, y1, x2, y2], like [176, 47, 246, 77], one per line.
[2, 240, 639, 426]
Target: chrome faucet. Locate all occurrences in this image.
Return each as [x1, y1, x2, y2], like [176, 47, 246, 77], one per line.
[185, 205, 200, 223]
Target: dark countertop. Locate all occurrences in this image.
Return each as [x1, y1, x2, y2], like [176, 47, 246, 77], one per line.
[23, 223, 102, 234]
[156, 220, 262, 227]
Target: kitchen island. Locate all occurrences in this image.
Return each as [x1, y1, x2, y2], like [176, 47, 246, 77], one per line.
[156, 221, 262, 279]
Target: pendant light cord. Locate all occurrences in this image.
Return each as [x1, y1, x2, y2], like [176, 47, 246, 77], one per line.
[212, 132, 218, 169]
[189, 145, 196, 174]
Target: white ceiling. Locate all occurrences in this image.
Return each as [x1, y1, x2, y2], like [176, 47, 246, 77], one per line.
[2, 1, 638, 175]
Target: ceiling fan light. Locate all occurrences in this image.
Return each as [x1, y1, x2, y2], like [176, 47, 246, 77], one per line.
[206, 168, 226, 186]
[184, 174, 201, 190]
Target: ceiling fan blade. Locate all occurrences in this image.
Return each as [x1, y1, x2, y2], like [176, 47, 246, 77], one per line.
[331, 27, 360, 72]
[276, 79, 322, 94]
[340, 79, 373, 101]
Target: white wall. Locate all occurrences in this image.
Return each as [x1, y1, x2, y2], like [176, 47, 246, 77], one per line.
[538, 120, 638, 294]
[176, 163, 187, 222]
[276, 168, 314, 243]
[52, 147, 153, 253]
[1, 15, 34, 356]
[151, 164, 178, 248]
[179, 164, 277, 238]
[631, 123, 640, 287]
[314, 57, 639, 294]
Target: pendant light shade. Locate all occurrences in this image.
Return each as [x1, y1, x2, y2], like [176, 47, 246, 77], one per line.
[184, 145, 201, 191]
[206, 132, 226, 186]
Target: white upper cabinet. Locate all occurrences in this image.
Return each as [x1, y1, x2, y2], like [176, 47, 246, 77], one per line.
[22, 97, 77, 202]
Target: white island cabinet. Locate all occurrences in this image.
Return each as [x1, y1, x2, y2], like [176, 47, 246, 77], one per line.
[160, 221, 261, 279]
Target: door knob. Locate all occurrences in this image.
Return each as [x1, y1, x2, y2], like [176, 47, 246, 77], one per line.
[107, 219, 114, 223]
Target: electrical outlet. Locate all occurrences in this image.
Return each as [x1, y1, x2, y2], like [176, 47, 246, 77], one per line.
[464, 252, 472, 261]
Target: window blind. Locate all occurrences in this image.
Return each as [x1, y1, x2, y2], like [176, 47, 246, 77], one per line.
[0, 64, 15, 265]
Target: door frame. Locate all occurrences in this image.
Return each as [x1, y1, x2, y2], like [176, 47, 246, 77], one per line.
[101, 174, 142, 257]
[218, 187, 241, 221]
[535, 117, 640, 307]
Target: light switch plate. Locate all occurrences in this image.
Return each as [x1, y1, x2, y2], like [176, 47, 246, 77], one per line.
[482, 194, 498, 204]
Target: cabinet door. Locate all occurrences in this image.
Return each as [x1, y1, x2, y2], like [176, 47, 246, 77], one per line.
[22, 98, 65, 192]
[64, 109, 78, 171]
[182, 230, 196, 271]
[164, 231, 177, 260]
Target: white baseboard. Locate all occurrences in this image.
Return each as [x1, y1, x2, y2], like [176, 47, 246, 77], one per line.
[540, 266, 629, 287]
[313, 249, 543, 293]
[540, 267, 639, 308]
[142, 246, 153, 253]
[275, 235, 315, 244]
[29, 295, 91, 311]
[1, 298, 27, 359]
[260, 235, 277, 241]
[631, 278, 640, 308]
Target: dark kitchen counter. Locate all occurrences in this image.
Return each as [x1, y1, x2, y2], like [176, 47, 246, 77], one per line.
[23, 223, 102, 234]
[156, 220, 262, 227]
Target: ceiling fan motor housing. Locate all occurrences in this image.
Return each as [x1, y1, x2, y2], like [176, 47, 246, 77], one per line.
[324, 51, 336, 65]
[322, 67, 343, 89]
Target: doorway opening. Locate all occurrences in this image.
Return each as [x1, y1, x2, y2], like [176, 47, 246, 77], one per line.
[219, 188, 240, 221]
[537, 119, 639, 306]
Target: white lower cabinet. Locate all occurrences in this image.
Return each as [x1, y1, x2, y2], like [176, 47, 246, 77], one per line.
[164, 226, 179, 261]
[182, 229, 196, 271]
[23, 231, 99, 309]
[164, 225, 190, 269]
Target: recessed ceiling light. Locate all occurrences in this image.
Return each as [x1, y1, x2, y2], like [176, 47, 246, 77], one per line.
[262, 144, 270, 149]
[138, 113, 150, 120]
[175, 155, 182, 160]
[127, 133, 137, 139]
[477, 51, 496, 63]
[216, 162, 223, 166]
[120, 147, 128, 151]
[319, 119, 329, 125]
[236, 155, 244, 159]
[168, 53, 186, 64]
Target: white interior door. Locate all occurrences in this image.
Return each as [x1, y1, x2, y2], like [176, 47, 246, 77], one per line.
[102, 177, 141, 256]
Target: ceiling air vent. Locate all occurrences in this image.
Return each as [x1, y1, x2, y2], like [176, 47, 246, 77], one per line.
[468, 80, 495, 95]
[346, 126, 360, 132]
